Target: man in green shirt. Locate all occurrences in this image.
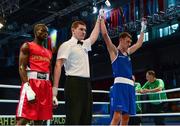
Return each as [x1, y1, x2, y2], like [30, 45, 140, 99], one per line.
[141, 70, 167, 125]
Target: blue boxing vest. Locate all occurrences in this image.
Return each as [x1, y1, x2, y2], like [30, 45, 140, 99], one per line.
[112, 51, 132, 80]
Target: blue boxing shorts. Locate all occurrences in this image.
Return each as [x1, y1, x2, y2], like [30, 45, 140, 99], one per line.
[112, 83, 136, 115]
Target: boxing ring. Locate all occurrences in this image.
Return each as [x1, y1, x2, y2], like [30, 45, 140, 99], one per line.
[0, 84, 180, 125]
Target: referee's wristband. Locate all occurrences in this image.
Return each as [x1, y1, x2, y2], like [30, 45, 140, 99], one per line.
[53, 87, 58, 96]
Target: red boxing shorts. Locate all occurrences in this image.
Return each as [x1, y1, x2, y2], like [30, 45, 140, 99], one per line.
[16, 78, 53, 120]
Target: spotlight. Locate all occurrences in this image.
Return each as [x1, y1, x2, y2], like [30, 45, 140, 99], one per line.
[0, 16, 5, 29]
[105, 0, 111, 7]
[93, 6, 97, 14]
[0, 23, 3, 29]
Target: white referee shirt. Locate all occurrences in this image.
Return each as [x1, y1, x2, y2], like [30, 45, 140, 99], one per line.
[57, 36, 92, 78]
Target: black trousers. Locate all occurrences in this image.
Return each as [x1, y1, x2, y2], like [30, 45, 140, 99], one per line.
[129, 116, 142, 125]
[65, 76, 92, 125]
[148, 103, 165, 125]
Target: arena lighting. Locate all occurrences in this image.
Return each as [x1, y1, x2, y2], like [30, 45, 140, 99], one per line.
[0, 23, 3, 29]
[49, 29, 57, 48]
[0, 16, 5, 29]
[92, 0, 98, 14]
[93, 6, 98, 14]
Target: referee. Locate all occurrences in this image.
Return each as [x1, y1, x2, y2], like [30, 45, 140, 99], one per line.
[52, 17, 100, 124]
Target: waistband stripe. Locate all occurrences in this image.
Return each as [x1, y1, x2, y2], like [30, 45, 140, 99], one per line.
[114, 77, 134, 86]
[27, 71, 49, 80]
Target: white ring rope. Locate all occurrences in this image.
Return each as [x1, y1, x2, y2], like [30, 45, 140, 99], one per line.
[0, 84, 179, 94]
[0, 84, 180, 104]
[0, 84, 21, 89]
[1, 112, 180, 118]
[136, 98, 180, 103]
[0, 100, 18, 103]
[1, 98, 179, 104]
[0, 99, 110, 105]
[0, 84, 109, 94]
[134, 113, 180, 117]
[0, 84, 180, 119]
[0, 114, 110, 118]
[92, 90, 109, 94]
[136, 87, 180, 96]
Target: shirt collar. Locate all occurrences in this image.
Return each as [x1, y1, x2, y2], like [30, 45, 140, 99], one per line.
[71, 36, 85, 43]
[70, 36, 79, 44]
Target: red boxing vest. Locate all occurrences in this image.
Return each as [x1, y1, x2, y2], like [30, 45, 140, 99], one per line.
[28, 42, 52, 73]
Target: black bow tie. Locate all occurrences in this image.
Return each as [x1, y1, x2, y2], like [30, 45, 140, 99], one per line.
[77, 40, 83, 45]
